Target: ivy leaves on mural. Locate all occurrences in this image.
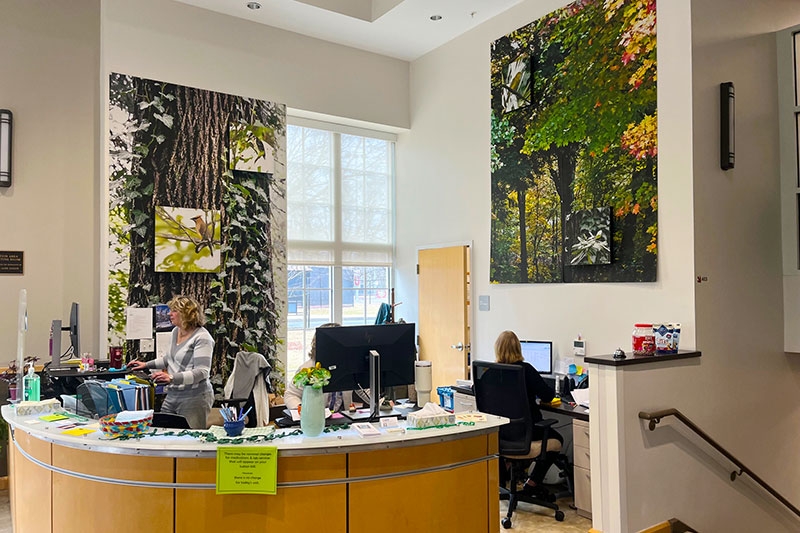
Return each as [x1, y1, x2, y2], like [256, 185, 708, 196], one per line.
[108, 73, 286, 392]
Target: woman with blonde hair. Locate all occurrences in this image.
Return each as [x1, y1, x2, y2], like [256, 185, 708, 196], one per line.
[129, 295, 214, 429]
[494, 330, 562, 499]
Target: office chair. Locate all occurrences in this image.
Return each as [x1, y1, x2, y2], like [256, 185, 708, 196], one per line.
[472, 361, 567, 527]
[152, 412, 191, 429]
[219, 351, 272, 427]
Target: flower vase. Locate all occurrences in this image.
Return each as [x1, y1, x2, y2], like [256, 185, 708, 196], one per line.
[300, 385, 325, 437]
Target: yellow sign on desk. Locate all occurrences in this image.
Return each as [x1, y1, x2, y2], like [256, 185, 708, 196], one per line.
[216, 446, 278, 495]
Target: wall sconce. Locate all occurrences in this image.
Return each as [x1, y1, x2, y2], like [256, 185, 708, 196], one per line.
[0, 109, 12, 187]
[720, 82, 735, 170]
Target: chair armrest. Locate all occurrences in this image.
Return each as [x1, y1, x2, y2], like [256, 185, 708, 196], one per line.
[533, 418, 558, 458]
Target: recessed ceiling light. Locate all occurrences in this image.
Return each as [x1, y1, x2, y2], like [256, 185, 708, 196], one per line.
[247, 2, 261, 9]
[430, 15, 442, 21]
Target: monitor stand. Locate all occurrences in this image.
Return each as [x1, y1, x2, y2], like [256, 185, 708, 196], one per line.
[50, 319, 65, 369]
[342, 349, 390, 422]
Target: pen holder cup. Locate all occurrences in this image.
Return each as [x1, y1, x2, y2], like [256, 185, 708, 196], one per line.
[224, 419, 245, 437]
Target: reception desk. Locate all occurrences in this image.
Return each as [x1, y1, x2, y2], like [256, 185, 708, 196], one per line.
[2, 406, 503, 533]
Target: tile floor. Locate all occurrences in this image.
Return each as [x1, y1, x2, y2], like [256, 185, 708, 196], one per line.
[0, 490, 10, 533]
[501, 496, 592, 532]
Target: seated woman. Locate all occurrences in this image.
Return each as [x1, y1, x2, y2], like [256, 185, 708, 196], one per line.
[284, 323, 354, 412]
[494, 330, 563, 499]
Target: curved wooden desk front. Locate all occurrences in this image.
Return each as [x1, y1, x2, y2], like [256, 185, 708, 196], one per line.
[2, 406, 502, 533]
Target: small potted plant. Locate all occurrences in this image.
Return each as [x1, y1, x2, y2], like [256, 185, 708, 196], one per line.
[1, 356, 40, 401]
[292, 362, 331, 437]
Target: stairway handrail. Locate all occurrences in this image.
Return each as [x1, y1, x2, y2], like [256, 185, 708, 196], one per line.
[639, 408, 800, 518]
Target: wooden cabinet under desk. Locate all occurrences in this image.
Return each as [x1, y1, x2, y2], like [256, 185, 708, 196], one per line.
[572, 417, 591, 519]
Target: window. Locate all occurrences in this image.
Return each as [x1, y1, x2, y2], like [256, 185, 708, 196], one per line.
[286, 120, 395, 378]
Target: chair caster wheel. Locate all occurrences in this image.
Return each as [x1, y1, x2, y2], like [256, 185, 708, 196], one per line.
[555, 510, 565, 522]
[501, 517, 512, 529]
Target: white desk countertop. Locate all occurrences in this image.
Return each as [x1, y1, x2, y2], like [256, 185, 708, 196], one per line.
[2, 405, 507, 458]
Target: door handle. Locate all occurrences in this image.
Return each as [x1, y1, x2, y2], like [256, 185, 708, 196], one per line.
[450, 342, 470, 351]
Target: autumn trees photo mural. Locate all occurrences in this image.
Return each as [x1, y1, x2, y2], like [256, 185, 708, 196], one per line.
[108, 73, 287, 392]
[490, 0, 657, 284]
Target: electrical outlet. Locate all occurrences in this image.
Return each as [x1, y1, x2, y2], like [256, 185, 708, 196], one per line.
[140, 338, 155, 352]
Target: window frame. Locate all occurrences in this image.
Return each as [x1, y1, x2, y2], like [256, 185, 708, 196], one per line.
[285, 115, 397, 377]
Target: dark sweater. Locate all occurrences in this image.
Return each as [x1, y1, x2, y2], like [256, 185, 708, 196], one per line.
[513, 361, 555, 424]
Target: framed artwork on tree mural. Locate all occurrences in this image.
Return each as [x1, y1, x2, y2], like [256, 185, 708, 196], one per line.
[565, 207, 612, 266]
[154, 206, 221, 273]
[500, 52, 532, 113]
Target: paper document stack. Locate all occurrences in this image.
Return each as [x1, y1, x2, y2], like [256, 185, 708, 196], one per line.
[571, 388, 590, 409]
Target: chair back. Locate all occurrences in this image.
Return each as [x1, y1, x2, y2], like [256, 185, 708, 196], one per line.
[472, 361, 532, 456]
[152, 412, 191, 429]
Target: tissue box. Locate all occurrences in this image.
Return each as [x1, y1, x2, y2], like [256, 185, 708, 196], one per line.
[14, 398, 61, 416]
[406, 411, 456, 429]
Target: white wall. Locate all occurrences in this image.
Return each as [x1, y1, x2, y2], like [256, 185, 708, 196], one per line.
[396, 0, 696, 365]
[0, 0, 409, 362]
[398, 0, 800, 528]
[0, 0, 101, 364]
[103, 0, 410, 130]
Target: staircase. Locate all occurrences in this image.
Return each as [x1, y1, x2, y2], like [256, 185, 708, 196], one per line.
[637, 518, 697, 533]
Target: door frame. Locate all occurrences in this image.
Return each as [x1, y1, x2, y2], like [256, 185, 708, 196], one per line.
[416, 240, 474, 377]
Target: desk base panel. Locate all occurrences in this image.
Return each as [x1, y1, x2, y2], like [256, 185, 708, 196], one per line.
[10, 430, 500, 533]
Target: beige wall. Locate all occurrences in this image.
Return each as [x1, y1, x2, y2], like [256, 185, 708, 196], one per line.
[0, 0, 101, 363]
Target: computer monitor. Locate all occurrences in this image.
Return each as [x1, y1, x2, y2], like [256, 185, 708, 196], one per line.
[315, 323, 416, 394]
[51, 302, 81, 369]
[520, 340, 552, 374]
[69, 302, 80, 357]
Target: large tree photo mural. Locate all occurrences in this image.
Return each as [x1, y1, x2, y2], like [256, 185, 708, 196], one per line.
[490, 0, 657, 283]
[108, 73, 287, 393]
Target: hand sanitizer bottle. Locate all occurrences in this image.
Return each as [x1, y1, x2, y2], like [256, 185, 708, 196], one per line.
[23, 362, 40, 402]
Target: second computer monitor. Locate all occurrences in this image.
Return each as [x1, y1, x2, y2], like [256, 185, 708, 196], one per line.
[520, 340, 552, 374]
[314, 323, 416, 393]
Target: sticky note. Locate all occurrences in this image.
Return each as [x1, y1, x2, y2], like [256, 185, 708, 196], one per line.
[62, 427, 95, 436]
[216, 447, 277, 495]
[40, 414, 69, 422]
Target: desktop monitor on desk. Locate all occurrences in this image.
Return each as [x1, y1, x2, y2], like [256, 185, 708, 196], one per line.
[520, 340, 552, 374]
[50, 302, 81, 369]
[315, 323, 416, 420]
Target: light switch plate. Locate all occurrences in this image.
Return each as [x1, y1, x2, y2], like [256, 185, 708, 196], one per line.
[478, 295, 490, 311]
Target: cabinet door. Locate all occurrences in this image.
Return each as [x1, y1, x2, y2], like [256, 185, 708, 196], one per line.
[574, 465, 592, 517]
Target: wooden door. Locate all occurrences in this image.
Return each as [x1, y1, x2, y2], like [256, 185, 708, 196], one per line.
[418, 245, 470, 390]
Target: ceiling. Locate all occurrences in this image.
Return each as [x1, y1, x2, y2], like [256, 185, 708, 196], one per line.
[173, 0, 524, 61]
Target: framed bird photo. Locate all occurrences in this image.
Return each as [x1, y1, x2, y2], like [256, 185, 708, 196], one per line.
[154, 206, 221, 273]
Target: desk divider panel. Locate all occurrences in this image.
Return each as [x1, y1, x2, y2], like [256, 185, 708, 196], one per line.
[175, 454, 348, 533]
[348, 434, 496, 533]
[51, 446, 174, 533]
[12, 431, 52, 533]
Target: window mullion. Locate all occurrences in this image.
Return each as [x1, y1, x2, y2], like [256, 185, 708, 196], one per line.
[333, 133, 343, 325]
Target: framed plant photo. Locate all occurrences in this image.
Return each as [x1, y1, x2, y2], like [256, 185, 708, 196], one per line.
[501, 52, 532, 113]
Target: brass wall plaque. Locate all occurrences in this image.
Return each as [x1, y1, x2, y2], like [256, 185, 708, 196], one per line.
[0, 251, 23, 274]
